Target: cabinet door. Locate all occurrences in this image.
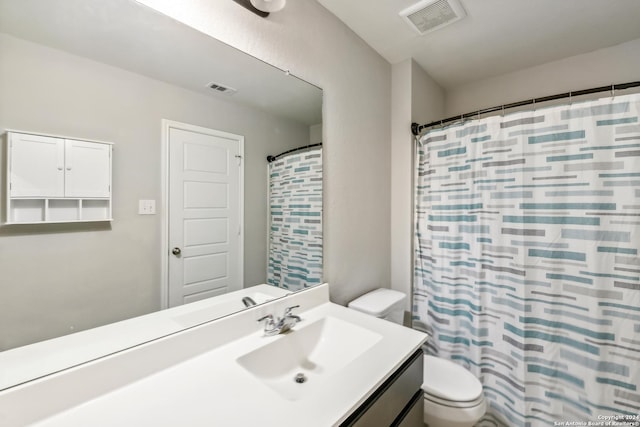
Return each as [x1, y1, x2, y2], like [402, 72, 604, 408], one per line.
[342, 350, 423, 427]
[64, 140, 111, 198]
[9, 133, 65, 197]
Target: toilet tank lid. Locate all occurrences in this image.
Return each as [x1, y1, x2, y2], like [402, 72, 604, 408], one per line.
[347, 288, 406, 317]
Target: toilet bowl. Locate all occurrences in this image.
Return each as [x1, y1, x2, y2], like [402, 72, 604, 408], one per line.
[348, 289, 486, 427]
[422, 355, 486, 427]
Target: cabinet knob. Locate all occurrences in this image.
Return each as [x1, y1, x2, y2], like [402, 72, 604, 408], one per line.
[172, 247, 181, 256]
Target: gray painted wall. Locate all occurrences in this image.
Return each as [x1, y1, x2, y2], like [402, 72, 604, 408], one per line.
[391, 59, 444, 310]
[0, 33, 309, 349]
[445, 38, 640, 116]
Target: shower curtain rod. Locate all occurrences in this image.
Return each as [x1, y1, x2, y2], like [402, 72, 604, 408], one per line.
[411, 80, 640, 136]
[266, 142, 322, 163]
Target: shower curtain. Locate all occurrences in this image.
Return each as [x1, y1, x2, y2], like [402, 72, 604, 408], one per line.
[267, 147, 323, 291]
[413, 93, 640, 426]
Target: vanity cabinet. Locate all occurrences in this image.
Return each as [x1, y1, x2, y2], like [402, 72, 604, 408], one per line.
[5, 131, 113, 224]
[341, 349, 424, 427]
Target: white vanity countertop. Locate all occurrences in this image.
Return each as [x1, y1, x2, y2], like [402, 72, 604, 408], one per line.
[0, 285, 426, 427]
[0, 284, 290, 391]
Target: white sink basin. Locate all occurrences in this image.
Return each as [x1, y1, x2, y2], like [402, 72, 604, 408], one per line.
[237, 316, 382, 401]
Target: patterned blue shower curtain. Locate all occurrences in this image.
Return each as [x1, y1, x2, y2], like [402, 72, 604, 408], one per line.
[267, 147, 323, 290]
[413, 93, 640, 426]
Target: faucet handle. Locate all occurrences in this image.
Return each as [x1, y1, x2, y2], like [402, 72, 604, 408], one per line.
[283, 305, 300, 316]
[257, 314, 275, 325]
[257, 314, 280, 336]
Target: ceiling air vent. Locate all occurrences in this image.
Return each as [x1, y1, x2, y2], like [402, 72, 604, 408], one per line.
[399, 0, 466, 35]
[207, 82, 237, 95]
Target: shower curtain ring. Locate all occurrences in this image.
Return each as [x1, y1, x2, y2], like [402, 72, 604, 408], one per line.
[611, 84, 615, 99]
[569, 91, 572, 105]
[532, 98, 536, 111]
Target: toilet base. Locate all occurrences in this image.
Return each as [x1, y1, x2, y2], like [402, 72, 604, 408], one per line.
[423, 395, 486, 427]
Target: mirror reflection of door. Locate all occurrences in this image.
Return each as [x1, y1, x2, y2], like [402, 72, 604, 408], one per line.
[167, 122, 244, 307]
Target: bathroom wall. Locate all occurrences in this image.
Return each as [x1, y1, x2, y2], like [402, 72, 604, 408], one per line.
[391, 59, 444, 309]
[309, 123, 322, 144]
[390, 60, 413, 309]
[445, 38, 640, 116]
[0, 33, 308, 349]
[411, 61, 446, 125]
[137, 0, 393, 306]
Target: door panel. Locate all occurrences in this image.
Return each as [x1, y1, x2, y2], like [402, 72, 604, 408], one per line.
[184, 143, 228, 174]
[168, 126, 242, 307]
[183, 181, 228, 209]
[183, 253, 228, 285]
[184, 218, 228, 246]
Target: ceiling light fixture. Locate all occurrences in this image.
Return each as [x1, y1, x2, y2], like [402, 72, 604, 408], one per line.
[250, 0, 286, 13]
[232, 0, 268, 17]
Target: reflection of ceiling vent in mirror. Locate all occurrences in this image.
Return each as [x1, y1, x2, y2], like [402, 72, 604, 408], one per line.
[400, 0, 466, 35]
[207, 82, 237, 95]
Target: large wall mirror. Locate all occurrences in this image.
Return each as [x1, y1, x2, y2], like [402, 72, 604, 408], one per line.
[0, 0, 323, 388]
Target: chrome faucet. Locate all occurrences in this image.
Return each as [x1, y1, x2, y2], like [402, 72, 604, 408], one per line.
[257, 305, 301, 336]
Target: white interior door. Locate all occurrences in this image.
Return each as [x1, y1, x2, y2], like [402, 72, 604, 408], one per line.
[168, 125, 243, 307]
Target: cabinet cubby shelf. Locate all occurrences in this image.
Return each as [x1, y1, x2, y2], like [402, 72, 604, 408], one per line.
[5, 219, 114, 226]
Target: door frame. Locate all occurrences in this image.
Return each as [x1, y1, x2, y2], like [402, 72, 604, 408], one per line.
[160, 119, 244, 309]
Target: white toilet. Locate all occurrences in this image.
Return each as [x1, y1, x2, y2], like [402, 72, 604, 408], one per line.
[348, 288, 486, 427]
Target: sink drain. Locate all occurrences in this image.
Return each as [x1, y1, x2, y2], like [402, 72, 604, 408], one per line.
[294, 373, 307, 384]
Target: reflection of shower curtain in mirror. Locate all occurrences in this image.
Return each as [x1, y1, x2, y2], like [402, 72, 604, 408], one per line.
[267, 148, 323, 290]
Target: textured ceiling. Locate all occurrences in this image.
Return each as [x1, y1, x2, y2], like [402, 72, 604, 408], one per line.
[316, 0, 640, 89]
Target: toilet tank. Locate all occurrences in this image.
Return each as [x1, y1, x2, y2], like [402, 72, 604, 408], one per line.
[347, 288, 406, 325]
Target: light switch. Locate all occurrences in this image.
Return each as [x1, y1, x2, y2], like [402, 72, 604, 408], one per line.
[138, 199, 156, 215]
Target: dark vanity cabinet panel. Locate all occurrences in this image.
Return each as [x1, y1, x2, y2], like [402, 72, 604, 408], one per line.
[341, 349, 424, 427]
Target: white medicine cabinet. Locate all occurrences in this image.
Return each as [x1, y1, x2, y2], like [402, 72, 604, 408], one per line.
[4, 131, 113, 224]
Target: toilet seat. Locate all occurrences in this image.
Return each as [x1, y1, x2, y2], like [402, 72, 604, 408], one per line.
[422, 355, 483, 404]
